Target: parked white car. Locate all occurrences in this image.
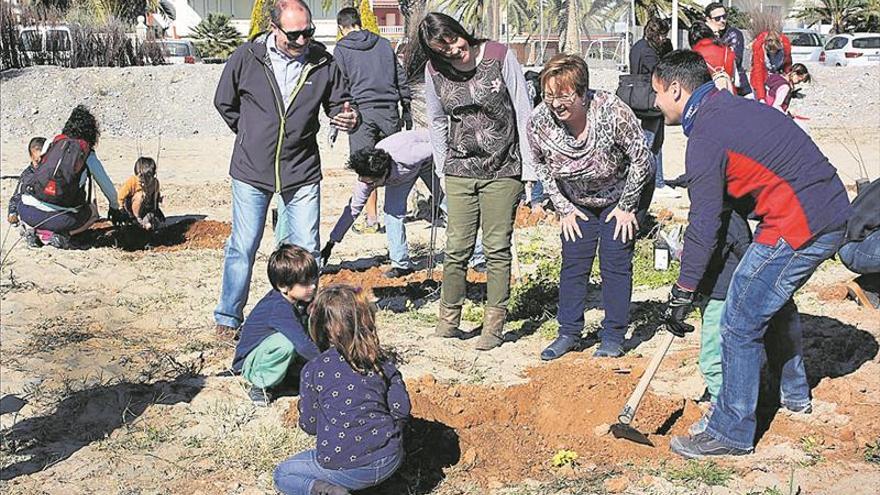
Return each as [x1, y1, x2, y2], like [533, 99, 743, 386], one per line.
[154, 39, 202, 64]
[17, 25, 73, 66]
[820, 33, 880, 66]
[784, 29, 824, 63]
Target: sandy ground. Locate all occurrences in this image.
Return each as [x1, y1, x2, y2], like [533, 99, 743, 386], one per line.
[1, 78, 879, 494]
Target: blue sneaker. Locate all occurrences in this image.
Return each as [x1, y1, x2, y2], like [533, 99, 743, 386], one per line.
[593, 341, 624, 358]
[540, 335, 580, 361]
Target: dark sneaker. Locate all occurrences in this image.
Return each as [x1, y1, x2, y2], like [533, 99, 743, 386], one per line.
[248, 385, 272, 407]
[310, 480, 350, 495]
[670, 432, 752, 459]
[384, 266, 414, 279]
[593, 341, 624, 358]
[541, 335, 580, 361]
[46, 233, 71, 250]
[214, 324, 239, 341]
[783, 402, 812, 415]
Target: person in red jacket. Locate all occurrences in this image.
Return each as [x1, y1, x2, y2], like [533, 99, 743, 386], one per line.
[750, 30, 792, 103]
[689, 21, 736, 92]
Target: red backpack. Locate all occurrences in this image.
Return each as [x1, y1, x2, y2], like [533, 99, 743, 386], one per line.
[24, 135, 92, 208]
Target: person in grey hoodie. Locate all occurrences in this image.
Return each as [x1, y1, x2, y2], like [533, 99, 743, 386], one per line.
[334, 7, 412, 154]
[321, 129, 444, 278]
[212, 0, 358, 339]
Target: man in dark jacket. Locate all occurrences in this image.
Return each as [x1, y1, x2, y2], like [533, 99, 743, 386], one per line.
[334, 7, 412, 154]
[654, 51, 850, 458]
[212, 0, 357, 338]
[705, 2, 751, 96]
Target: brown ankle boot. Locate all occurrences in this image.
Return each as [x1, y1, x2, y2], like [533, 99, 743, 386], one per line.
[475, 306, 506, 350]
[435, 304, 465, 338]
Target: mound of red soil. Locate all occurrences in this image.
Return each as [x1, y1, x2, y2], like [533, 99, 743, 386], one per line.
[80, 219, 230, 251]
[286, 355, 701, 486]
[515, 205, 558, 228]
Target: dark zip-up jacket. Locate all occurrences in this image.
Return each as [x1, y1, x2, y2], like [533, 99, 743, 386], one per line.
[677, 89, 850, 291]
[334, 30, 411, 109]
[215, 35, 351, 193]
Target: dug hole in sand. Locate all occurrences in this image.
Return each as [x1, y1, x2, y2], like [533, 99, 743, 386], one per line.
[285, 353, 701, 487]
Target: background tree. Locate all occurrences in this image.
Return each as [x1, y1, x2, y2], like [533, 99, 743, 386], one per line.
[249, 0, 268, 38]
[797, 0, 867, 33]
[358, 0, 381, 33]
[192, 12, 242, 59]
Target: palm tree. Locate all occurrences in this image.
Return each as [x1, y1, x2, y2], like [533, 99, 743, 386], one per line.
[797, 0, 868, 33]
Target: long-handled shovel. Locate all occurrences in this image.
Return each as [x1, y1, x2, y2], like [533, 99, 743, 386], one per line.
[610, 330, 677, 446]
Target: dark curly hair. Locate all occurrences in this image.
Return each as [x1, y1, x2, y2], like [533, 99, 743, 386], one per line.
[347, 148, 393, 180]
[61, 105, 100, 147]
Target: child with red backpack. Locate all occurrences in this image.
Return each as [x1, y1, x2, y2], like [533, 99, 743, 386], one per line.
[16, 105, 123, 249]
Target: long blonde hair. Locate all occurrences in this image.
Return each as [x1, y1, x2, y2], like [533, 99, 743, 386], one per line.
[309, 284, 386, 376]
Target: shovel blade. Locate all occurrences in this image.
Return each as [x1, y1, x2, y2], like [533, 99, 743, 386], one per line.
[610, 423, 654, 447]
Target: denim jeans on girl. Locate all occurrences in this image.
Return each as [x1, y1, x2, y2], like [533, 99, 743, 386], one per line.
[557, 203, 635, 347]
[214, 179, 320, 328]
[274, 449, 403, 495]
[705, 229, 845, 450]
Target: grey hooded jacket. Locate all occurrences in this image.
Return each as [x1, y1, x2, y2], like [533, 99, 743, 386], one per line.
[333, 30, 411, 109]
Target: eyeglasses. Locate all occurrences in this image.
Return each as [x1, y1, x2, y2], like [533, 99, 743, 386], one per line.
[543, 93, 578, 105]
[276, 24, 315, 43]
[711, 14, 728, 22]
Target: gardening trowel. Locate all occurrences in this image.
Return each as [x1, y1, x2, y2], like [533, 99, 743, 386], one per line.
[610, 330, 677, 447]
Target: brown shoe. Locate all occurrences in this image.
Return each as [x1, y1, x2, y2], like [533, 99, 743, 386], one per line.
[214, 324, 239, 341]
[435, 303, 465, 338]
[475, 306, 506, 351]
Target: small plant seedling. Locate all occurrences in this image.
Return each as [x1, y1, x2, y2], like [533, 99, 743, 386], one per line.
[550, 449, 579, 468]
[799, 435, 825, 467]
[865, 438, 880, 464]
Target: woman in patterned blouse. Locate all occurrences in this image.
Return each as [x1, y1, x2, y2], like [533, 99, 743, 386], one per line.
[528, 54, 654, 360]
[419, 13, 536, 351]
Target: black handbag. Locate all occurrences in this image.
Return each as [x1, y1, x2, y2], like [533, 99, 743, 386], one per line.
[616, 73, 661, 119]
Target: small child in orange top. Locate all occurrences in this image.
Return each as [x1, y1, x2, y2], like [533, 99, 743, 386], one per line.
[118, 157, 164, 231]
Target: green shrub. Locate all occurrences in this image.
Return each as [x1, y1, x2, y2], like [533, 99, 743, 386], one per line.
[192, 13, 242, 59]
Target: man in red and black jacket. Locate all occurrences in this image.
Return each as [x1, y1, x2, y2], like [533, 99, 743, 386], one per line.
[651, 50, 851, 458]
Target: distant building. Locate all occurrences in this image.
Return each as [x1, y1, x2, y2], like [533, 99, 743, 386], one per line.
[187, 0, 404, 43]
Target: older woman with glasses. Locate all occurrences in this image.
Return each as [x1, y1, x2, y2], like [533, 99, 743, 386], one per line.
[528, 54, 654, 360]
[419, 12, 536, 351]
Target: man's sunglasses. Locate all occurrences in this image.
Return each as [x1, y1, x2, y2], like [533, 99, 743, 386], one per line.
[711, 14, 728, 21]
[276, 24, 316, 43]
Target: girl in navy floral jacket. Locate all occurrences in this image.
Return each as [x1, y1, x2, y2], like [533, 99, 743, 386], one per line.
[274, 284, 411, 495]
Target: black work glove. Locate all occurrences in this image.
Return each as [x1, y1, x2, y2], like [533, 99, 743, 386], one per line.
[665, 174, 689, 189]
[400, 101, 413, 130]
[320, 241, 335, 264]
[108, 207, 129, 227]
[663, 284, 696, 338]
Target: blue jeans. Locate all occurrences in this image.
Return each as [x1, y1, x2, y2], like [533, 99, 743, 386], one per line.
[214, 179, 320, 328]
[643, 129, 664, 188]
[274, 449, 403, 495]
[838, 229, 880, 274]
[385, 162, 445, 269]
[557, 203, 634, 346]
[706, 229, 845, 450]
